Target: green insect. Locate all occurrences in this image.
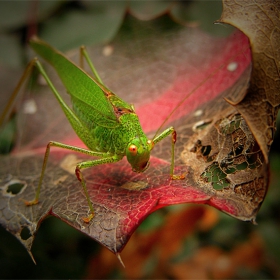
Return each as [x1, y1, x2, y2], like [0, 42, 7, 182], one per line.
[1, 37, 184, 223]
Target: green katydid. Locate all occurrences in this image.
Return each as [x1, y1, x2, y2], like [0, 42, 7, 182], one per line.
[1, 36, 184, 223]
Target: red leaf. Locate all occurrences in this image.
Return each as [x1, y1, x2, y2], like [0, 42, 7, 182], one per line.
[1, 1, 278, 261]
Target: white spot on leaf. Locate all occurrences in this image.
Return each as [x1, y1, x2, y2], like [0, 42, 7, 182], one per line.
[227, 62, 238, 72]
[194, 109, 203, 117]
[23, 99, 37, 114]
[102, 45, 114, 57]
[60, 154, 81, 174]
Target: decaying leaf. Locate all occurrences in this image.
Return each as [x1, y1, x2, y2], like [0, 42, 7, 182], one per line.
[217, 0, 280, 162]
[0, 0, 279, 262]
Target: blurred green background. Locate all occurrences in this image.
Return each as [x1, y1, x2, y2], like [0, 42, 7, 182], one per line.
[0, 1, 279, 278]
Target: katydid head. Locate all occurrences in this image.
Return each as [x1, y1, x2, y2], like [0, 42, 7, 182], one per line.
[126, 138, 154, 173]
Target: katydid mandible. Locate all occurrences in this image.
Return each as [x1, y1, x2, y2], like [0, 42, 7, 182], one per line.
[6, 37, 184, 223]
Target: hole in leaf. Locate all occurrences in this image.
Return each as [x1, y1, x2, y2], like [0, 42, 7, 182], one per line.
[235, 145, 243, 156]
[7, 182, 25, 195]
[201, 162, 230, 190]
[20, 227, 32, 240]
[201, 145, 211, 156]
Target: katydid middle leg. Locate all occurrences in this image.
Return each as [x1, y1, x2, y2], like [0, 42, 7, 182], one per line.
[75, 155, 122, 222]
[79, 46, 103, 83]
[25, 140, 122, 223]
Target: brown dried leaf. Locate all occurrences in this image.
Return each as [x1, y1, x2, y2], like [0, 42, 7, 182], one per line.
[217, 0, 280, 162]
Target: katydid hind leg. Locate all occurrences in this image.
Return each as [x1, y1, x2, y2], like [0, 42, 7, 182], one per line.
[34, 59, 91, 143]
[153, 127, 185, 180]
[34, 59, 105, 156]
[0, 59, 38, 126]
[1, 57, 85, 137]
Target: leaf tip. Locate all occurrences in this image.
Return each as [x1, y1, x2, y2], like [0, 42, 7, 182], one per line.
[116, 253, 125, 268]
[251, 217, 258, 226]
[28, 250, 37, 265]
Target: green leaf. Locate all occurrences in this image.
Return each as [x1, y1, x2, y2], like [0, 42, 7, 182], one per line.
[170, 0, 234, 37]
[0, 35, 22, 68]
[40, 1, 127, 51]
[0, 1, 61, 31]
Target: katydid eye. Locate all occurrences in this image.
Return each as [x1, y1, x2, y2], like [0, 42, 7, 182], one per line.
[129, 144, 138, 155]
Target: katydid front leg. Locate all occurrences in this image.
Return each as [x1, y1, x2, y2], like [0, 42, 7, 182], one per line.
[153, 127, 185, 180]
